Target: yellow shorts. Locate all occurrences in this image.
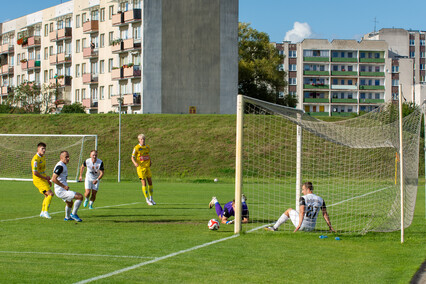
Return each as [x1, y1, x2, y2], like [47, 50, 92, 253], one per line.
[33, 178, 51, 194]
[137, 167, 152, 180]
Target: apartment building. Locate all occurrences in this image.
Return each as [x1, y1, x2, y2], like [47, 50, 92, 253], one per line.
[363, 28, 425, 105]
[0, 0, 238, 114]
[276, 39, 396, 116]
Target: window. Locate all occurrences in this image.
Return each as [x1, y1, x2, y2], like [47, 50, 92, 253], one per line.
[288, 50, 296, 58]
[109, 32, 114, 45]
[348, 52, 353, 58]
[360, 52, 365, 58]
[82, 13, 87, 24]
[421, 64, 425, 70]
[375, 93, 380, 99]
[17, 54, 20, 64]
[75, 89, 80, 102]
[100, 34, 105, 48]
[65, 18, 71, 28]
[82, 88, 86, 100]
[278, 50, 284, 56]
[392, 79, 399, 86]
[91, 10, 99, 21]
[133, 26, 141, 40]
[348, 93, 353, 99]
[134, 0, 141, 9]
[76, 39, 81, 53]
[100, 8, 105, 22]
[410, 39, 415, 46]
[100, 86, 105, 100]
[421, 40, 425, 46]
[57, 20, 64, 30]
[410, 51, 415, 58]
[278, 64, 284, 71]
[392, 93, 398, 100]
[348, 80, 353, 85]
[109, 5, 114, 20]
[421, 52, 425, 58]
[44, 70, 48, 83]
[82, 38, 86, 49]
[49, 46, 53, 56]
[75, 64, 80, 78]
[44, 47, 48, 60]
[374, 53, 380, 58]
[49, 69, 53, 79]
[49, 23, 53, 32]
[108, 85, 113, 98]
[91, 62, 98, 75]
[108, 58, 113, 72]
[91, 87, 98, 101]
[76, 15, 80, 28]
[100, 60, 105, 74]
[333, 65, 338, 71]
[82, 63, 86, 75]
[392, 65, 399, 73]
[289, 78, 297, 85]
[332, 51, 338, 58]
[348, 66, 353, 71]
[289, 64, 296, 71]
[44, 24, 49, 36]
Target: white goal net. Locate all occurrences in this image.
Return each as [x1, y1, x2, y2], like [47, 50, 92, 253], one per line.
[0, 134, 97, 182]
[238, 96, 422, 234]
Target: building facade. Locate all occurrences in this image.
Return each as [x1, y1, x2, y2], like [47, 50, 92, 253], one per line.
[0, 0, 238, 114]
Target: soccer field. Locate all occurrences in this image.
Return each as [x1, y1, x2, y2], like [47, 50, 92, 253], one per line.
[0, 180, 425, 283]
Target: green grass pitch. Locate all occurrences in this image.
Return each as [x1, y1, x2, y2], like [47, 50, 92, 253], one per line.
[0, 180, 425, 283]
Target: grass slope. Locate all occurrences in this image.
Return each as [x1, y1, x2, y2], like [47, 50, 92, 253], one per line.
[0, 180, 424, 283]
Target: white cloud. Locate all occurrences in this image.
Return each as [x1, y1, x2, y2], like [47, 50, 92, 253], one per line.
[284, 22, 312, 43]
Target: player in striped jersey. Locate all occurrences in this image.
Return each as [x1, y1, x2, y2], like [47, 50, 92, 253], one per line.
[265, 182, 335, 232]
[131, 134, 155, 205]
[31, 142, 54, 219]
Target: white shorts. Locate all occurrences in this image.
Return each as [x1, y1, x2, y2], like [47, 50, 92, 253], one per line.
[289, 209, 315, 231]
[55, 187, 76, 202]
[85, 179, 100, 191]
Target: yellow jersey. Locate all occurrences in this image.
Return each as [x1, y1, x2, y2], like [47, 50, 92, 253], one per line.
[132, 144, 151, 168]
[31, 153, 47, 181]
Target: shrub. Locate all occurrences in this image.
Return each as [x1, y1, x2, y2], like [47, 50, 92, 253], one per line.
[60, 103, 86, 113]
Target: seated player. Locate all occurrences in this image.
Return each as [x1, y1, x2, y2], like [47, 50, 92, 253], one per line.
[209, 194, 249, 224]
[265, 182, 335, 232]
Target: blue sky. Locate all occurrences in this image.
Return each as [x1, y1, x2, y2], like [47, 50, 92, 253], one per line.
[1, 0, 425, 43]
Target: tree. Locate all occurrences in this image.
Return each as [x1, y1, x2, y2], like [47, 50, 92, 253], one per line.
[239, 23, 293, 106]
[7, 82, 55, 114]
[61, 103, 86, 113]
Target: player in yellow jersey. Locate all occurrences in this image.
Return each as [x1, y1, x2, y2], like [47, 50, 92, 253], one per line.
[131, 134, 155, 205]
[31, 142, 54, 219]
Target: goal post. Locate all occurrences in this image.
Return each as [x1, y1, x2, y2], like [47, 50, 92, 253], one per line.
[0, 134, 97, 183]
[235, 95, 423, 236]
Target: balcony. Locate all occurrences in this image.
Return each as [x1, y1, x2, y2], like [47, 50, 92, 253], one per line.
[0, 43, 14, 54]
[359, 85, 385, 90]
[331, 98, 358, 103]
[83, 73, 98, 84]
[27, 60, 41, 70]
[303, 71, 329, 76]
[49, 30, 57, 41]
[331, 85, 357, 90]
[359, 71, 385, 77]
[304, 98, 329, 103]
[111, 68, 124, 80]
[50, 76, 72, 87]
[123, 38, 141, 51]
[1, 86, 11, 95]
[1, 65, 13, 75]
[22, 36, 41, 48]
[112, 13, 125, 26]
[83, 20, 99, 34]
[82, 98, 98, 109]
[57, 27, 72, 41]
[331, 71, 357, 76]
[83, 47, 98, 59]
[304, 84, 329, 89]
[111, 41, 123, 53]
[124, 9, 141, 23]
[21, 61, 28, 70]
[123, 65, 141, 78]
[331, 57, 357, 62]
[57, 53, 72, 64]
[50, 54, 57, 65]
[304, 57, 329, 62]
[359, 58, 385, 63]
[359, 99, 385, 103]
[112, 93, 141, 106]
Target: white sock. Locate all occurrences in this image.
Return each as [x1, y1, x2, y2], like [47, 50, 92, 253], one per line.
[65, 206, 72, 218]
[274, 213, 289, 229]
[72, 200, 82, 215]
[89, 201, 94, 206]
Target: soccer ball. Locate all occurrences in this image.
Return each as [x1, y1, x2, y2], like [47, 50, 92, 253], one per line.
[214, 178, 218, 182]
[208, 219, 220, 230]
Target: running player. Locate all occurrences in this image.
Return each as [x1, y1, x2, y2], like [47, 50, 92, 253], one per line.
[131, 134, 155, 205]
[31, 142, 53, 219]
[79, 150, 104, 209]
[265, 182, 335, 232]
[52, 151, 84, 222]
[209, 194, 249, 224]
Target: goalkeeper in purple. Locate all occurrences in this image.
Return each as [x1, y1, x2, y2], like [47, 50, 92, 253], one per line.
[209, 195, 249, 224]
[265, 182, 335, 232]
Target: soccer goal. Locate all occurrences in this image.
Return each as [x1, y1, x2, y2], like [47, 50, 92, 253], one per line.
[0, 134, 97, 182]
[234, 95, 422, 237]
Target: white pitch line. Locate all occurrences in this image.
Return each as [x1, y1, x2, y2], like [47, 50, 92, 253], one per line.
[0, 251, 155, 259]
[74, 234, 241, 284]
[0, 202, 142, 222]
[328, 186, 391, 207]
